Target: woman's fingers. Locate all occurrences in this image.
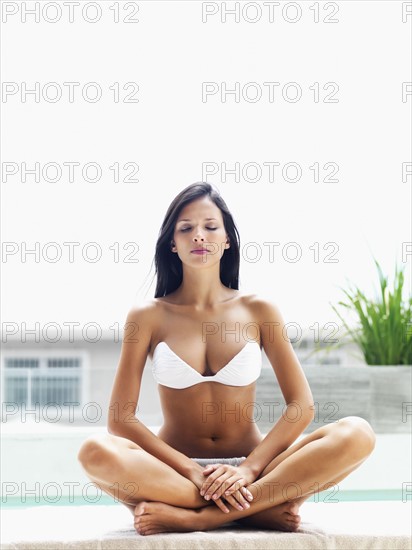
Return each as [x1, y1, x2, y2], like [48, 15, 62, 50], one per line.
[241, 486, 254, 501]
[203, 463, 223, 474]
[223, 489, 251, 511]
[211, 493, 247, 514]
[214, 496, 230, 513]
[200, 465, 254, 506]
[202, 472, 233, 500]
[234, 488, 250, 508]
[200, 466, 226, 496]
[211, 475, 250, 502]
[208, 475, 243, 501]
[226, 485, 254, 501]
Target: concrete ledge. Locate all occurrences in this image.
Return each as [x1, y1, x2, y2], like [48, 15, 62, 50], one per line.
[1, 501, 411, 550]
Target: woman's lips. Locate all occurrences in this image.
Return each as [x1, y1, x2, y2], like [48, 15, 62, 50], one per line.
[191, 250, 208, 254]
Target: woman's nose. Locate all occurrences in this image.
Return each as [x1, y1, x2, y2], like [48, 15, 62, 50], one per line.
[192, 228, 205, 241]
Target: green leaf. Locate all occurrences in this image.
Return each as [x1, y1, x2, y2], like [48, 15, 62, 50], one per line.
[323, 258, 412, 365]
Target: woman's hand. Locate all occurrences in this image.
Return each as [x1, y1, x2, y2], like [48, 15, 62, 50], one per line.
[200, 463, 256, 509]
[189, 464, 254, 513]
[188, 466, 232, 513]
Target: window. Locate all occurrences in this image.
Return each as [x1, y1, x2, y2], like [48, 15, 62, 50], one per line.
[2, 351, 88, 411]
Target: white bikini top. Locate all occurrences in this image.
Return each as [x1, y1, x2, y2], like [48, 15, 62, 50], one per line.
[151, 340, 262, 389]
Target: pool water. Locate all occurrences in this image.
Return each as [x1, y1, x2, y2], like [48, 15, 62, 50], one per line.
[1, 489, 405, 508]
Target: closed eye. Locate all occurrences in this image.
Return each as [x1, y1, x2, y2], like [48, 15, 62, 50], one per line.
[180, 227, 217, 232]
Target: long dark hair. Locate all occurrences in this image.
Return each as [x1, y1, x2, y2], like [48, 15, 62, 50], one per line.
[153, 182, 241, 298]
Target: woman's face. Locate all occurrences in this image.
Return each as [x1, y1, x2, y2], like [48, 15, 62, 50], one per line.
[172, 197, 229, 265]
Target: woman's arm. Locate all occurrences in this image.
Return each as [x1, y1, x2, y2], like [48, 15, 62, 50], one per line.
[241, 296, 315, 479]
[107, 303, 200, 481]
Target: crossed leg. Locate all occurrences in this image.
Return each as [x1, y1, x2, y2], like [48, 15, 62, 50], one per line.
[233, 417, 372, 530]
[77, 415, 376, 535]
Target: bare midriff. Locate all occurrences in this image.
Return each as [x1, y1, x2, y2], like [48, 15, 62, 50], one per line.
[149, 291, 265, 458]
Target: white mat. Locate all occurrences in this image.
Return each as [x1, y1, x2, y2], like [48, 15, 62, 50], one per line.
[1, 501, 411, 550]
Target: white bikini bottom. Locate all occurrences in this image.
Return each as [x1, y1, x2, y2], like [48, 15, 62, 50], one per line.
[190, 457, 246, 467]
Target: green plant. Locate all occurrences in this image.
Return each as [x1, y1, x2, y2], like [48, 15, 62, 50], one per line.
[314, 258, 412, 365]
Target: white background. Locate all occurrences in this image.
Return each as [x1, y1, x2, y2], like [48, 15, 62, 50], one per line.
[1, 0, 411, 334]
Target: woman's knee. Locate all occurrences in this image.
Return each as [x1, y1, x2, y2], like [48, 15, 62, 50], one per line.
[77, 434, 131, 472]
[77, 435, 106, 468]
[335, 416, 376, 457]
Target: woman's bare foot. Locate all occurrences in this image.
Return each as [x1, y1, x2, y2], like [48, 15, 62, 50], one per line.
[133, 498, 303, 535]
[234, 499, 302, 532]
[133, 501, 199, 536]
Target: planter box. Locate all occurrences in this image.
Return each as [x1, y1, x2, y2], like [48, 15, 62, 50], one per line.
[255, 365, 412, 434]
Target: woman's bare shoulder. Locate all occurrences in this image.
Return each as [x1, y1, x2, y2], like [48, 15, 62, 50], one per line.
[240, 292, 269, 305]
[126, 298, 161, 324]
[243, 293, 281, 316]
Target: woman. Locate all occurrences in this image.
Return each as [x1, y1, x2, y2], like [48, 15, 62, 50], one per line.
[78, 182, 376, 536]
